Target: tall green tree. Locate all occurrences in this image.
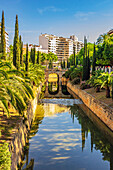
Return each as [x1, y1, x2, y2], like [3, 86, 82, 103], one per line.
[82, 36, 87, 81]
[37, 51, 40, 64]
[13, 15, 20, 70]
[25, 44, 29, 74]
[1, 11, 6, 60]
[73, 46, 75, 66]
[92, 43, 96, 75]
[32, 46, 36, 64]
[86, 49, 90, 80]
[19, 35, 23, 66]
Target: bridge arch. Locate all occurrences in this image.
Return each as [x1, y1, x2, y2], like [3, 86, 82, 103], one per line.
[44, 68, 71, 98]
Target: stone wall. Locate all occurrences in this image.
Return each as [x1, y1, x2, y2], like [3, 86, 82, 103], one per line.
[9, 85, 42, 170]
[67, 82, 113, 131]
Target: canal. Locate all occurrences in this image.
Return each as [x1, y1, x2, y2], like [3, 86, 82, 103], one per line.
[21, 76, 113, 170]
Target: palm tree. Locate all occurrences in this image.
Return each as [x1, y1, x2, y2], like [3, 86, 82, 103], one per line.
[99, 72, 113, 98]
[0, 60, 34, 116]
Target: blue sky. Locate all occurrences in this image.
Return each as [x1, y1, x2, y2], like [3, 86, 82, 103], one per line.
[1, 0, 113, 44]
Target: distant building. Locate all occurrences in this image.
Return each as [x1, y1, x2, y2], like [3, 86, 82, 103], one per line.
[0, 22, 9, 53]
[23, 44, 48, 54]
[39, 34, 83, 62]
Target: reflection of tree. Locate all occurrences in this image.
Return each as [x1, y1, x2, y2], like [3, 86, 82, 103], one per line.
[48, 82, 59, 95]
[62, 85, 70, 95]
[29, 104, 44, 139]
[70, 105, 113, 164]
[23, 158, 34, 170]
[20, 105, 44, 169]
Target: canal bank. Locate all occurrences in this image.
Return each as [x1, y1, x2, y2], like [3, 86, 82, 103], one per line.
[0, 84, 42, 170]
[67, 81, 113, 132]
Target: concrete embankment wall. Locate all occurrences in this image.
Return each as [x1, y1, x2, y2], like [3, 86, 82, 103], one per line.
[67, 82, 113, 131]
[9, 85, 42, 170]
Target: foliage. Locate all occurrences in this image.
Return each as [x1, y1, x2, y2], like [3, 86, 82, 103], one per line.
[25, 44, 29, 73]
[96, 34, 113, 66]
[13, 15, 20, 70]
[71, 77, 80, 85]
[0, 60, 34, 115]
[19, 35, 23, 66]
[0, 143, 11, 170]
[80, 81, 90, 90]
[64, 66, 83, 81]
[92, 43, 96, 74]
[1, 11, 6, 60]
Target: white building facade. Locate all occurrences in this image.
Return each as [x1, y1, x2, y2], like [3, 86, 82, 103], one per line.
[39, 34, 83, 62]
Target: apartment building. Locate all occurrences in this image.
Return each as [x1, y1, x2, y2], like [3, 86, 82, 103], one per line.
[39, 34, 83, 62]
[0, 23, 9, 53]
[23, 44, 48, 54]
[70, 35, 84, 54]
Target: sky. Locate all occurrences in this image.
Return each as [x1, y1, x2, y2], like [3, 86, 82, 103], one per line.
[1, 0, 113, 45]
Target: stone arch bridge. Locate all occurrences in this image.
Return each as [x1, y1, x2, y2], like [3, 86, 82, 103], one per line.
[44, 68, 71, 98]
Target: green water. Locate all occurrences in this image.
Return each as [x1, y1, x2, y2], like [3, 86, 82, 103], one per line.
[22, 99, 113, 170]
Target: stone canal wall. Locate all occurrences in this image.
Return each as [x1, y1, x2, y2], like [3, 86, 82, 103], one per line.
[67, 81, 113, 131]
[9, 85, 42, 170]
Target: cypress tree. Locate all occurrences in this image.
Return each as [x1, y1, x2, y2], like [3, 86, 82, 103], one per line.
[73, 46, 76, 66]
[1, 11, 6, 60]
[86, 49, 90, 80]
[25, 44, 29, 73]
[37, 51, 40, 64]
[92, 42, 96, 75]
[67, 57, 69, 68]
[30, 48, 33, 63]
[63, 60, 65, 69]
[33, 46, 36, 64]
[13, 15, 20, 70]
[19, 35, 23, 66]
[82, 36, 87, 81]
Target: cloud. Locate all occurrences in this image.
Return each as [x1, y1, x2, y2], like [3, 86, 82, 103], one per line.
[74, 11, 95, 21]
[37, 6, 65, 14]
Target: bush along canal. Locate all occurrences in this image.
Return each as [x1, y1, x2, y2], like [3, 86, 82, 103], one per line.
[19, 83, 113, 170]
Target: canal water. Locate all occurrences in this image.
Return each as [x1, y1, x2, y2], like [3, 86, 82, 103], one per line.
[22, 97, 113, 169]
[21, 77, 113, 170]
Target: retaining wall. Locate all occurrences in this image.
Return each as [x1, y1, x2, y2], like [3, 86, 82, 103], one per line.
[9, 85, 42, 170]
[67, 82, 113, 131]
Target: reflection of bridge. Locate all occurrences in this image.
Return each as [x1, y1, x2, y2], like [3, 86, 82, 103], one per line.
[44, 68, 71, 98]
[45, 68, 68, 84]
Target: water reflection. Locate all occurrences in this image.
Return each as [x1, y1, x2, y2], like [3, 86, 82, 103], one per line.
[21, 101, 113, 170]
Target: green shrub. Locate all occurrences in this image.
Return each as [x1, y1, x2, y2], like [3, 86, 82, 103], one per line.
[71, 77, 80, 85]
[0, 143, 11, 170]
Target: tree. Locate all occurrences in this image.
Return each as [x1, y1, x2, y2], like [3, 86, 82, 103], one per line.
[67, 57, 70, 68]
[86, 49, 90, 80]
[13, 15, 20, 70]
[25, 44, 29, 73]
[82, 36, 87, 81]
[92, 43, 96, 75]
[37, 51, 40, 64]
[9, 45, 13, 61]
[19, 35, 23, 66]
[73, 46, 75, 66]
[30, 48, 33, 63]
[1, 11, 6, 60]
[99, 72, 113, 98]
[32, 46, 36, 64]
